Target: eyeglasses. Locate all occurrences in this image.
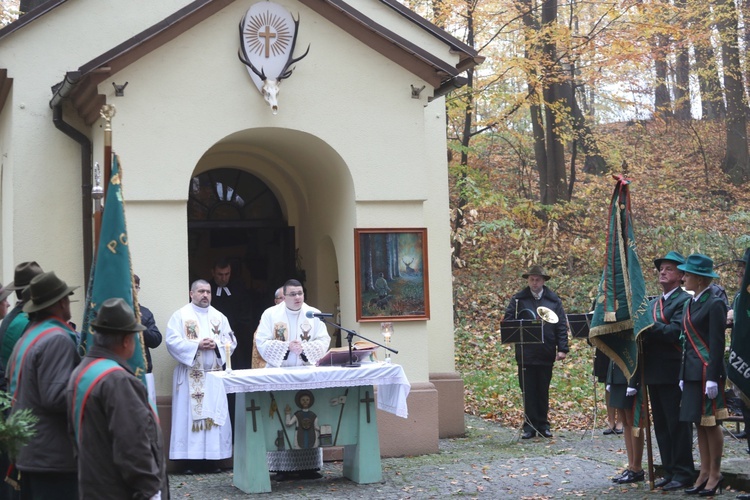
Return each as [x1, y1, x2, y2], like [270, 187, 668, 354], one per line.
[286, 291, 304, 297]
[135, 285, 141, 290]
[274, 296, 283, 300]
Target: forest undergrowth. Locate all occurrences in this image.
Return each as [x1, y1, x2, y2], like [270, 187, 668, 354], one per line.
[452, 118, 750, 430]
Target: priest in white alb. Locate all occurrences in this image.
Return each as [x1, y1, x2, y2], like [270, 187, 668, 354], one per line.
[255, 279, 330, 479]
[256, 279, 330, 368]
[166, 279, 236, 474]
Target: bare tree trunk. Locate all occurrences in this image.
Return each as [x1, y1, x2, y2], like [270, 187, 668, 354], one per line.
[673, 0, 692, 120]
[694, 43, 725, 119]
[652, 1, 672, 118]
[541, 0, 566, 204]
[450, 6, 476, 267]
[518, 0, 548, 202]
[716, 0, 749, 182]
[386, 234, 394, 280]
[363, 234, 374, 291]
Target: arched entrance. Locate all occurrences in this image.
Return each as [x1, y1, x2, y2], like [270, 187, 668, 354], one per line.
[186, 167, 297, 331]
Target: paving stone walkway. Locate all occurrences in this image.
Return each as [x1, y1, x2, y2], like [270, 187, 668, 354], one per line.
[170, 415, 750, 498]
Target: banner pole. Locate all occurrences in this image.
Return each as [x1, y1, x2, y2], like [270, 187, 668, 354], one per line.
[94, 105, 116, 250]
[639, 338, 655, 489]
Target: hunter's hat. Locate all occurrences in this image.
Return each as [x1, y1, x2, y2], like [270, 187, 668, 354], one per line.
[91, 298, 146, 335]
[22, 272, 79, 313]
[522, 265, 551, 281]
[677, 253, 719, 279]
[7, 261, 43, 291]
[654, 251, 686, 270]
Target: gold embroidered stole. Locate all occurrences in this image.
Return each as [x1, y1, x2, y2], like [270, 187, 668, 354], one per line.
[181, 307, 220, 431]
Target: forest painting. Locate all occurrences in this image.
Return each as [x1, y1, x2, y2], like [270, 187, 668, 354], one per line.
[354, 228, 430, 321]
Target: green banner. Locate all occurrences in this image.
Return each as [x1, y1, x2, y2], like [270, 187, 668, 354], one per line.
[589, 176, 653, 381]
[79, 155, 147, 384]
[729, 248, 750, 402]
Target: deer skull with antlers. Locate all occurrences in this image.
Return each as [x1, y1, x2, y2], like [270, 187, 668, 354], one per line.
[238, 6, 310, 114]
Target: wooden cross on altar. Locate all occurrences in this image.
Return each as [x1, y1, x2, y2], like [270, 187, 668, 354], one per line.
[247, 398, 261, 432]
[360, 390, 375, 424]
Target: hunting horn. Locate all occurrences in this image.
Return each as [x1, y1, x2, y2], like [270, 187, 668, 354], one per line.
[536, 306, 559, 324]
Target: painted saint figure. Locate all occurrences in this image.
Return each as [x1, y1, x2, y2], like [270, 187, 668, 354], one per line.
[285, 390, 320, 449]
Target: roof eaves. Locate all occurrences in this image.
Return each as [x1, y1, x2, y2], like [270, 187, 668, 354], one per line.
[301, 0, 459, 85]
[0, 0, 68, 42]
[377, 0, 478, 57]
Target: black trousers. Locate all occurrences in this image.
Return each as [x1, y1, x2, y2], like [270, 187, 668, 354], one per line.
[19, 472, 77, 500]
[517, 364, 553, 433]
[648, 383, 695, 483]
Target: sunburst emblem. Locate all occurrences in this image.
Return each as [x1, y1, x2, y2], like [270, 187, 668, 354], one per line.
[245, 11, 292, 58]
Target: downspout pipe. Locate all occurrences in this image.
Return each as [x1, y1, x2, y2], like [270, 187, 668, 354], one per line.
[50, 73, 93, 286]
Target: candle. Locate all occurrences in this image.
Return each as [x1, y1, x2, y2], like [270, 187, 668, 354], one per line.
[224, 343, 232, 372]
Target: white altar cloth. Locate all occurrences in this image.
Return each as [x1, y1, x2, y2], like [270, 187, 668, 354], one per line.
[207, 363, 410, 418]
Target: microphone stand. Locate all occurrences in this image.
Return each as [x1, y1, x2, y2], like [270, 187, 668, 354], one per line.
[318, 317, 398, 367]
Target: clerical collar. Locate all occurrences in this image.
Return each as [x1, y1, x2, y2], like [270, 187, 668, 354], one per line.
[285, 306, 301, 316]
[190, 303, 208, 315]
[216, 286, 231, 297]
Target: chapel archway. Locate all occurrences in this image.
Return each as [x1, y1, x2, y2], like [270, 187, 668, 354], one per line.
[186, 167, 296, 324]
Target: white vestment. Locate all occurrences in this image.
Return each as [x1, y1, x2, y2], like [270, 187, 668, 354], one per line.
[256, 303, 330, 367]
[166, 303, 236, 460]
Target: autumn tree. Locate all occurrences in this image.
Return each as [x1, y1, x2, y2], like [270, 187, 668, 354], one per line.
[715, 0, 749, 181]
[1, 0, 19, 26]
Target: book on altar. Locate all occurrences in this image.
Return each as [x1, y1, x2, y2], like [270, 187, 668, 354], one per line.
[316, 341, 380, 366]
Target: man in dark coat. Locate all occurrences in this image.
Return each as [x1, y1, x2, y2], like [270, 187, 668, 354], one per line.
[638, 251, 694, 490]
[6, 271, 80, 499]
[67, 298, 168, 500]
[503, 265, 568, 439]
[0, 261, 44, 374]
[208, 259, 251, 369]
[133, 274, 162, 374]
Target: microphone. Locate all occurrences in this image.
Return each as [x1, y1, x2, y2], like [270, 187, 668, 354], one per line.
[305, 311, 333, 319]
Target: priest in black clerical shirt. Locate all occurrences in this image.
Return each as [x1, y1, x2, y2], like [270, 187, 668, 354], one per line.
[208, 258, 252, 369]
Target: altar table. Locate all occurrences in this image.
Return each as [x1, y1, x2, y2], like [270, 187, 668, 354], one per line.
[207, 363, 410, 494]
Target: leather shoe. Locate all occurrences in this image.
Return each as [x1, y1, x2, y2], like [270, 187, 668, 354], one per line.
[736, 430, 747, 439]
[663, 480, 689, 491]
[736, 494, 750, 499]
[612, 470, 630, 483]
[521, 431, 535, 439]
[603, 427, 615, 435]
[618, 469, 645, 484]
[540, 429, 553, 438]
[654, 477, 673, 488]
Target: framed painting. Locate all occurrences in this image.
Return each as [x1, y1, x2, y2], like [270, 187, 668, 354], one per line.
[354, 228, 430, 321]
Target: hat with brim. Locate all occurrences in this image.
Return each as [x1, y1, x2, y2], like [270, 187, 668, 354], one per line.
[522, 265, 551, 281]
[677, 253, 719, 278]
[654, 251, 686, 270]
[7, 261, 43, 291]
[0, 284, 11, 303]
[91, 298, 146, 335]
[23, 272, 79, 313]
